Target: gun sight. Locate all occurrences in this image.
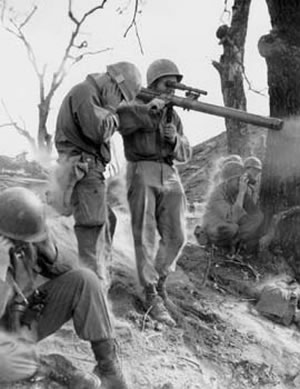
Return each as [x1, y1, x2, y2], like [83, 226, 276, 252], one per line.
[165, 81, 208, 97]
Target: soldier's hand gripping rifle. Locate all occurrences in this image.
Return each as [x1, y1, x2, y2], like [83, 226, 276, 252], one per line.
[137, 81, 283, 131]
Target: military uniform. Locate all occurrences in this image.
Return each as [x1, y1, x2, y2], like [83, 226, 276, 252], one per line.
[118, 104, 191, 287]
[55, 63, 141, 283]
[0, 187, 128, 388]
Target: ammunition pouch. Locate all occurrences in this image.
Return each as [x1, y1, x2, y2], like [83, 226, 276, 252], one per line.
[21, 289, 47, 329]
[7, 302, 28, 333]
[46, 155, 89, 216]
[6, 289, 47, 332]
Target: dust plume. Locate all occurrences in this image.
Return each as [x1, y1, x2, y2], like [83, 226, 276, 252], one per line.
[264, 116, 300, 180]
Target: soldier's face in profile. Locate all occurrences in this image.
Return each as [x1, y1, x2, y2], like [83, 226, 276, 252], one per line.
[246, 167, 261, 183]
[154, 75, 178, 94]
[227, 176, 240, 193]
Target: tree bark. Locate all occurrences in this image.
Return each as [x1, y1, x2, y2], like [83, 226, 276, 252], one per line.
[258, 0, 300, 226]
[258, 1, 300, 278]
[213, 0, 252, 156]
[38, 101, 52, 153]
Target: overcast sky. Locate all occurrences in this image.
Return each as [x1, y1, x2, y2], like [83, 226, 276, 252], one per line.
[0, 0, 271, 158]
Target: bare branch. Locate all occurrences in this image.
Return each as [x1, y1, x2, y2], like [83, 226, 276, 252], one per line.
[68, 0, 80, 25]
[243, 69, 267, 96]
[68, 47, 113, 64]
[80, 0, 108, 24]
[51, 0, 109, 96]
[1, 100, 36, 147]
[19, 4, 37, 29]
[0, 123, 18, 128]
[124, 0, 139, 37]
[5, 17, 41, 77]
[0, 0, 7, 22]
[134, 23, 144, 54]
[123, 0, 144, 54]
[68, 0, 108, 26]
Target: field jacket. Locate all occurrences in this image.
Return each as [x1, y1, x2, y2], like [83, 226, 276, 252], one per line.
[117, 102, 192, 165]
[55, 73, 118, 166]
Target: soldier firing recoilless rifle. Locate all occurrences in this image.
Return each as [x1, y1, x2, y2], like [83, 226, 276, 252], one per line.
[137, 80, 283, 131]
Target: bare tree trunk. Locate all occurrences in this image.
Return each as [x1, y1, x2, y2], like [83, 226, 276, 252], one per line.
[213, 0, 252, 156]
[38, 101, 52, 153]
[258, 0, 300, 226]
[258, 1, 300, 279]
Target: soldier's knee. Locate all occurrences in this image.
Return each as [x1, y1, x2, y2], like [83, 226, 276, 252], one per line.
[68, 268, 101, 290]
[172, 229, 186, 250]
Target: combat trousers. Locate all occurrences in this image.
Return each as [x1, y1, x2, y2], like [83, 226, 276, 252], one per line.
[71, 166, 114, 286]
[206, 223, 239, 248]
[35, 268, 113, 341]
[238, 208, 264, 249]
[126, 161, 186, 287]
[0, 269, 113, 384]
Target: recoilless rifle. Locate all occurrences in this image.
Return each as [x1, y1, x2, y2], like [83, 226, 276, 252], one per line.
[137, 81, 283, 131]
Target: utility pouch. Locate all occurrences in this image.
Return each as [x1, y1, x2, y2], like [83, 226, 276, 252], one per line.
[255, 280, 299, 326]
[21, 289, 47, 329]
[46, 155, 89, 216]
[7, 302, 28, 333]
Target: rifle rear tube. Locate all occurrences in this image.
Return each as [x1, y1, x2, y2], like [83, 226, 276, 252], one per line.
[137, 88, 284, 131]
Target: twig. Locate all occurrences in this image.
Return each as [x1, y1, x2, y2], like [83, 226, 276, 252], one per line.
[123, 0, 139, 37]
[178, 356, 203, 373]
[223, 255, 260, 280]
[123, 0, 144, 54]
[200, 247, 213, 287]
[142, 306, 153, 332]
[0, 122, 17, 128]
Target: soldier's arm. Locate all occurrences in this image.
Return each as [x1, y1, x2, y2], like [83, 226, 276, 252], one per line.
[75, 99, 118, 144]
[169, 114, 192, 163]
[117, 101, 159, 136]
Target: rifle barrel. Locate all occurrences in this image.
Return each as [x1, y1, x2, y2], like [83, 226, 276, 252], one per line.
[137, 88, 283, 131]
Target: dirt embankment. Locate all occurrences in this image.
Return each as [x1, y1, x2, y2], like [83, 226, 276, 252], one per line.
[2, 130, 300, 389]
[4, 206, 299, 389]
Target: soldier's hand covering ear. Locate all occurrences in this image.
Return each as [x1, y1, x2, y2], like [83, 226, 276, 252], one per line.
[103, 113, 120, 134]
[239, 173, 249, 195]
[9, 243, 38, 297]
[102, 82, 123, 112]
[0, 279, 13, 317]
[163, 123, 177, 144]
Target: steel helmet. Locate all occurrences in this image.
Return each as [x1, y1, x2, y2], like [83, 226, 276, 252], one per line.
[146, 59, 183, 87]
[220, 161, 244, 182]
[244, 156, 262, 170]
[0, 187, 47, 242]
[221, 154, 243, 164]
[106, 62, 142, 102]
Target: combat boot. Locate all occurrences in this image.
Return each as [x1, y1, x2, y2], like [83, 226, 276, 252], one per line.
[145, 284, 176, 327]
[157, 275, 168, 301]
[69, 371, 102, 389]
[91, 339, 128, 389]
[32, 354, 101, 389]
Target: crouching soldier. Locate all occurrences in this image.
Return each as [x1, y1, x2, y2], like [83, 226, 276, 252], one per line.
[0, 187, 128, 389]
[201, 160, 264, 254]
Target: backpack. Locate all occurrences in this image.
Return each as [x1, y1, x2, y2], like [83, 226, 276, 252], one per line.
[255, 279, 299, 326]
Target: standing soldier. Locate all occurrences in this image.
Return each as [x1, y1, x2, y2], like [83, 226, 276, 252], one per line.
[54, 62, 142, 285]
[117, 59, 192, 326]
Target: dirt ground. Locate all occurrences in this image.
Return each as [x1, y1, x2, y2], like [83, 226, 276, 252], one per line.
[2, 180, 300, 388]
